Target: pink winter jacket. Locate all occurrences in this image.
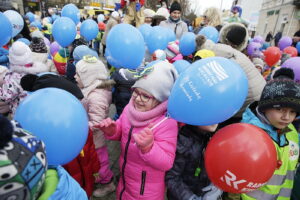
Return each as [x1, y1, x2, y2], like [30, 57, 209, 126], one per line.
[84, 88, 112, 148]
[107, 100, 178, 200]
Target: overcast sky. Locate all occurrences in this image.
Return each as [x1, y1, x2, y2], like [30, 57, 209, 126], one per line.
[189, 0, 234, 16]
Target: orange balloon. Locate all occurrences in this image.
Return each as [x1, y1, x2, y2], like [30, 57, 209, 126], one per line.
[283, 46, 298, 57]
[205, 123, 277, 193]
[264, 46, 281, 66]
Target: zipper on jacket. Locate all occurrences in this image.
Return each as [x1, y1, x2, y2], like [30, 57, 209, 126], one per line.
[119, 126, 134, 200]
[140, 171, 146, 195]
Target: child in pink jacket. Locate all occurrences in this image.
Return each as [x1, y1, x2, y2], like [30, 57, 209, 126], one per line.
[75, 55, 116, 197]
[97, 61, 179, 200]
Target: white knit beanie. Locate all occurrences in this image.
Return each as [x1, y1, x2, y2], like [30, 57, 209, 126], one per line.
[9, 41, 33, 66]
[155, 7, 170, 19]
[144, 9, 155, 18]
[132, 61, 178, 102]
[76, 56, 108, 88]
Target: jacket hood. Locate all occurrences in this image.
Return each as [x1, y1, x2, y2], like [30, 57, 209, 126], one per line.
[219, 22, 249, 51]
[241, 103, 289, 146]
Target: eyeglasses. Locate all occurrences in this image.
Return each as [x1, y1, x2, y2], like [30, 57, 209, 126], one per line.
[132, 89, 155, 103]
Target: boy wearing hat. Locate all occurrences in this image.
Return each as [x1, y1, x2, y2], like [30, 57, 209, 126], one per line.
[0, 116, 88, 199]
[159, 1, 188, 39]
[235, 68, 300, 200]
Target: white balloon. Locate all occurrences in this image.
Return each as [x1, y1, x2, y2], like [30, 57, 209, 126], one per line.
[3, 10, 24, 37]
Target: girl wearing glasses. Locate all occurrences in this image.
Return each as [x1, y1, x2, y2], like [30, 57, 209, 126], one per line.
[96, 61, 178, 200]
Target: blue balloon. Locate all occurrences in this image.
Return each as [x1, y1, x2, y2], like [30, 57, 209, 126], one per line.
[0, 12, 12, 46]
[260, 42, 270, 50]
[188, 25, 193, 32]
[4, 10, 24, 37]
[15, 88, 89, 165]
[173, 60, 190, 74]
[26, 12, 35, 23]
[106, 24, 145, 69]
[17, 38, 30, 45]
[52, 14, 59, 22]
[168, 57, 248, 125]
[80, 19, 99, 41]
[198, 26, 219, 43]
[147, 26, 169, 54]
[163, 27, 176, 43]
[33, 20, 42, 30]
[52, 17, 76, 47]
[61, 4, 80, 24]
[47, 16, 53, 24]
[296, 42, 300, 54]
[105, 48, 122, 68]
[73, 45, 99, 61]
[138, 24, 153, 43]
[179, 32, 196, 56]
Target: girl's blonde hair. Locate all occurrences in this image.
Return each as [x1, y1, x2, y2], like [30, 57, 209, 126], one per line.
[203, 7, 222, 27]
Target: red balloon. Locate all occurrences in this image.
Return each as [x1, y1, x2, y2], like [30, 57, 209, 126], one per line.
[264, 46, 281, 66]
[283, 46, 298, 57]
[205, 123, 277, 193]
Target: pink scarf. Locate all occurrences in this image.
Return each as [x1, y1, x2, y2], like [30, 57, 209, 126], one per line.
[126, 99, 168, 127]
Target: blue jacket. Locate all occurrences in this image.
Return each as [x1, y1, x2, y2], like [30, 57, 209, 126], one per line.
[49, 166, 88, 200]
[0, 47, 9, 67]
[241, 105, 299, 147]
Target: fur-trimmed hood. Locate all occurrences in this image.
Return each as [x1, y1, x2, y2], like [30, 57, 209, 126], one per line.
[10, 61, 49, 75]
[219, 22, 249, 51]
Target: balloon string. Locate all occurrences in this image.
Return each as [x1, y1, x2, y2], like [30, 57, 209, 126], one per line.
[64, 48, 68, 62]
[150, 116, 169, 131]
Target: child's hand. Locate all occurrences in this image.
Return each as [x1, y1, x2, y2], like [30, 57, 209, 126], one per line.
[202, 183, 222, 200]
[96, 118, 117, 137]
[133, 125, 154, 153]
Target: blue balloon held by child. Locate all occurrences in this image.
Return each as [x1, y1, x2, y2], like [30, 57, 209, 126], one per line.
[0, 12, 12, 47]
[179, 32, 196, 56]
[198, 26, 219, 43]
[61, 4, 80, 24]
[52, 17, 76, 47]
[80, 19, 99, 41]
[173, 60, 190, 74]
[14, 88, 89, 165]
[106, 24, 145, 69]
[26, 12, 35, 23]
[168, 57, 248, 125]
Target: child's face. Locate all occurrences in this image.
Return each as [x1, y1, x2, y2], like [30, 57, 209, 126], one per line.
[132, 88, 160, 112]
[144, 17, 152, 24]
[197, 124, 218, 133]
[75, 73, 84, 88]
[265, 107, 297, 129]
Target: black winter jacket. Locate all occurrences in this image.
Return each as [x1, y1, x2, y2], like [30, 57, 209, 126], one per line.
[111, 69, 135, 116]
[166, 125, 212, 200]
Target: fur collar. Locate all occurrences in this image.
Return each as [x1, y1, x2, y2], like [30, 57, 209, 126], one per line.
[219, 22, 249, 51]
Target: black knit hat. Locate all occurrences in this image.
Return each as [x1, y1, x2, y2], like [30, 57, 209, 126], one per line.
[20, 74, 84, 100]
[258, 68, 300, 112]
[29, 37, 48, 53]
[170, 1, 181, 13]
[226, 26, 246, 46]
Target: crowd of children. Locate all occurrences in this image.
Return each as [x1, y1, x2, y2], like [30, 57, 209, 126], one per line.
[0, 1, 300, 200]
